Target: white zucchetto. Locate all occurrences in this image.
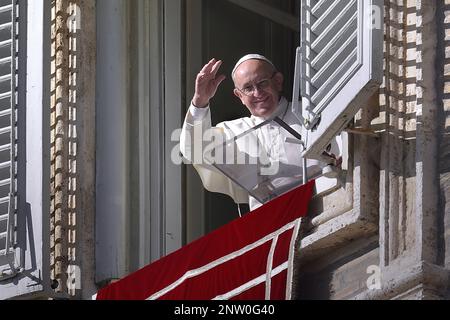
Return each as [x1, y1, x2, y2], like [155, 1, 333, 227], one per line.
[231, 54, 275, 77]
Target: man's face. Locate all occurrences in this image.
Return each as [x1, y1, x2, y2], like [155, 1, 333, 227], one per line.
[233, 60, 283, 118]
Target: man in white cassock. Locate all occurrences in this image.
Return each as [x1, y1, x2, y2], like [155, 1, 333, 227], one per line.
[180, 54, 337, 211]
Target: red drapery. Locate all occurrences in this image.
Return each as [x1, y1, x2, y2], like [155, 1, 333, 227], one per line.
[96, 180, 314, 300]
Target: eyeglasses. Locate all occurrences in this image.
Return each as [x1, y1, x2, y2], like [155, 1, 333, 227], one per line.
[236, 72, 277, 96]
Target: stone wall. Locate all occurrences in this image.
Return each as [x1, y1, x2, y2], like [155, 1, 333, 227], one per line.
[295, 0, 450, 299]
[440, 0, 450, 283]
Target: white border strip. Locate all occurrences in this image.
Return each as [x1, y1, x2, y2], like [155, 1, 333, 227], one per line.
[212, 262, 288, 300]
[146, 221, 297, 300]
[285, 218, 302, 299]
[265, 235, 279, 300]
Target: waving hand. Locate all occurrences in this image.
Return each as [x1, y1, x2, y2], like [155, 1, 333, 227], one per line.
[192, 58, 226, 108]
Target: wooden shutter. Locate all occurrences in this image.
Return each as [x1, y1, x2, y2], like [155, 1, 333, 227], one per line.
[298, 0, 383, 159]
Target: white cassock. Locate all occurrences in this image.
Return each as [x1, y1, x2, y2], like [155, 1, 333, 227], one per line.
[180, 97, 334, 211]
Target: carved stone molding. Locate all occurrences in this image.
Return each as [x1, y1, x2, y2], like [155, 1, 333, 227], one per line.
[354, 261, 449, 299]
[296, 0, 449, 300]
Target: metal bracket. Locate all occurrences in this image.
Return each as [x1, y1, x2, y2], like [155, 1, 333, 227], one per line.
[291, 46, 322, 131]
[272, 116, 310, 185]
[291, 47, 307, 128]
[273, 116, 304, 148]
[344, 127, 379, 138]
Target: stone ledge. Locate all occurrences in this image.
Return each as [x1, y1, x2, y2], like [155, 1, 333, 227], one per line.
[298, 208, 378, 264]
[352, 261, 450, 300]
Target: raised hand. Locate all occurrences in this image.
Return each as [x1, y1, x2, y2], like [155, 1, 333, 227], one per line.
[192, 58, 226, 108]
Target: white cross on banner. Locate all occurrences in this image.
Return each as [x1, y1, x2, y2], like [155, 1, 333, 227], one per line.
[96, 180, 315, 300]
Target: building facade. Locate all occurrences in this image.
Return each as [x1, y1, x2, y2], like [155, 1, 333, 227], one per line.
[0, 0, 449, 300]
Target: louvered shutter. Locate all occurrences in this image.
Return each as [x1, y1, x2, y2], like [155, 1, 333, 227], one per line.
[0, 0, 17, 260]
[297, 0, 383, 159]
[0, 0, 49, 300]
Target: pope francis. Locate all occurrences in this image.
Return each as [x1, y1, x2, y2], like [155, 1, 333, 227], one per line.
[180, 54, 329, 211]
